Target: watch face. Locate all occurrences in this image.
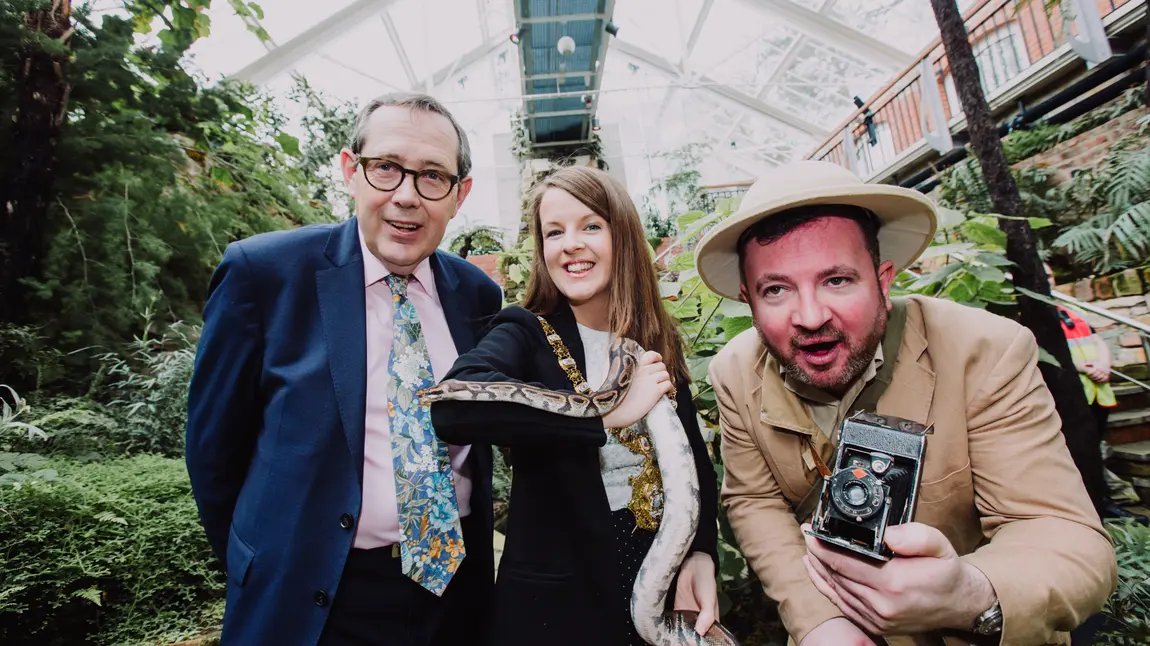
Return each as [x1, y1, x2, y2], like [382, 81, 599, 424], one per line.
[975, 601, 1003, 634]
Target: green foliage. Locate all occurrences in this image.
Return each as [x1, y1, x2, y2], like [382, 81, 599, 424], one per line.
[1099, 519, 1150, 645]
[1053, 140, 1150, 273]
[287, 77, 357, 211]
[496, 236, 535, 306]
[0, 454, 225, 645]
[0, 3, 340, 390]
[448, 225, 506, 258]
[90, 318, 198, 457]
[640, 143, 709, 239]
[1001, 89, 1145, 164]
[0, 324, 64, 391]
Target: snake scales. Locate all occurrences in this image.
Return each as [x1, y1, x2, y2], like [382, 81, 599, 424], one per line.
[420, 333, 740, 646]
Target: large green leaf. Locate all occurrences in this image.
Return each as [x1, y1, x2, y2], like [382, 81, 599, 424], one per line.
[668, 250, 696, 271]
[919, 242, 975, 260]
[968, 264, 1006, 284]
[718, 299, 751, 318]
[721, 316, 753, 340]
[676, 210, 708, 230]
[961, 221, 1007, 248]
[974, 251, 1013, 267]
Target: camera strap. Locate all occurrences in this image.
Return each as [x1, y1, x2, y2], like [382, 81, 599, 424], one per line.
[792, 297, 910, 523]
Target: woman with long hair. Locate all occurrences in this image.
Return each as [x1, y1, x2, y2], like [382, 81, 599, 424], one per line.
[429, 166, 719, 645]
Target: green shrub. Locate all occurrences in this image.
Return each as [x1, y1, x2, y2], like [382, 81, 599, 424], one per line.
[0, 454, 224, 645]
[1101, 519, 1150, 645]
[92, 321, 197, 458]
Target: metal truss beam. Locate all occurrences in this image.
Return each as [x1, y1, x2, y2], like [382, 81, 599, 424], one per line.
[230, 0, 403, 85]
[521, 12, 606, 23]
[743, 0, 912, 70]
[613, 39, 828, 138]
[424, 29, 514, 89]
[382, 10, 420, 88]
[683, 0, 716, 67]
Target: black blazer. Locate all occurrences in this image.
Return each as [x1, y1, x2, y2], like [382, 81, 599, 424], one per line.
[431, 303, 718, 646]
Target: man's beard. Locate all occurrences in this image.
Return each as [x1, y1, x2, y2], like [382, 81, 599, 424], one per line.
[760, 305, 887, 397]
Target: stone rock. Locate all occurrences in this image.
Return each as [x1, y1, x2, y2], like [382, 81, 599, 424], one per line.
[1075, 278, 1095, 302]
[1132, 305, 1149, 317]
[1095, 276, 1116, 300]
[1099, 295, 1147, 309]
[1119, 333, 1144, 348]
[1113, 269, 1146, 296]
[1115, 347, 1148, 368]
[1054, 283, 1074, 296]
[1084, 312, 1116, 330]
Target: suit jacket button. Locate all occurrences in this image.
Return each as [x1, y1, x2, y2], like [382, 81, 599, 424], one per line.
[314, 590, 328, 607]
[339, 513, 354, 530]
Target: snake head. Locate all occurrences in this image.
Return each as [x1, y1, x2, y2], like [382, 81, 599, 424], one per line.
[416, 386, 443, 403]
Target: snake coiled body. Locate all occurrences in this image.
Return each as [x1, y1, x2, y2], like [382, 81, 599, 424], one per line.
[421, 335, 739, 646]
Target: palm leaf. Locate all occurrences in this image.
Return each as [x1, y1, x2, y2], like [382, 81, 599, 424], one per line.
[1110, 201, 1150, 262]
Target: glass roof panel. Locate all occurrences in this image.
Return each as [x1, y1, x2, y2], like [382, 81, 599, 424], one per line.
[309, 19, 411, 94]
[612, 0, 690, 65]
[692, 1, 800, 91]
[828, 0, 982, 55]
[252, 0, 357, 45]
[763, 39, 887, 129]
[162, 0, 974, 232]
[389, 0, 484, 84]
[786, 0, 826, 10]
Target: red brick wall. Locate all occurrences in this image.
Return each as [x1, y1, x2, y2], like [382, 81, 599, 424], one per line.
[1015, 103, 1147, 182]
[465, 253, 504, 287]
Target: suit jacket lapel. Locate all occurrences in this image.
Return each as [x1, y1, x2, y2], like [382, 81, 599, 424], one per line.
[317, 218, 368, 483]
[430, 251, 474, 356]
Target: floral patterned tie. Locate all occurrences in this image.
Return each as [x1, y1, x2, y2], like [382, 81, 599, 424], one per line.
[384, 274, 465, 596]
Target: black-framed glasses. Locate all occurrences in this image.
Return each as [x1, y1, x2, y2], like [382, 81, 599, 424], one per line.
[354, 156, 461, 201]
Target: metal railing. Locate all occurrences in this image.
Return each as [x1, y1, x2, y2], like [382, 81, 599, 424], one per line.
[811, 0, 1134, 179]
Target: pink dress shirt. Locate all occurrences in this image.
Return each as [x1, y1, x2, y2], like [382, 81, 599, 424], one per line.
[353, 232, 472, 549]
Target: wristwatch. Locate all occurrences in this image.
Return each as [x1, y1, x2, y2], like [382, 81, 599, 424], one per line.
[972, 598, 1003, 635]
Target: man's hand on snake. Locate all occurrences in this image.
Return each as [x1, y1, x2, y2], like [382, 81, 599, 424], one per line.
[601, 350, 674, 429]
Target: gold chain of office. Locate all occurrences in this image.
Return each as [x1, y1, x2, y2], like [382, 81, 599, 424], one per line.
[535, 315, 670, 532]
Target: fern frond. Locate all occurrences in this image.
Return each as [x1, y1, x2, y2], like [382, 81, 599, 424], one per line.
[1110, 201, 1150, 262]
[72, 588, 103, 606]
[1105, 146, 1150, 214]
[1053, 222, 1106, 262]
[94, 511, 127, 526]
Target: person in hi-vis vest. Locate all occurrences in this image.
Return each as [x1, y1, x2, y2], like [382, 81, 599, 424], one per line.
[1046, 263, 1145, 526]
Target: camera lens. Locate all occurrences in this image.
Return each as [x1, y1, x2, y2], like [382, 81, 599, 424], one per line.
[845, 482, 867, 506]
[829, 466, 884, 521]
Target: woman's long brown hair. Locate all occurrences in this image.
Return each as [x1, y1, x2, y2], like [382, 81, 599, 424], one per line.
[521, 166, 689, 386]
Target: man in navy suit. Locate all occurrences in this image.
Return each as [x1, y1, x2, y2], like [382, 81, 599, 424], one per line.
[186, 92, 502, 646]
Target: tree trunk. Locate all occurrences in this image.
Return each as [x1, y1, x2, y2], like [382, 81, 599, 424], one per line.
[928, 0, 1109, 513]
[0, 0, 73, 324]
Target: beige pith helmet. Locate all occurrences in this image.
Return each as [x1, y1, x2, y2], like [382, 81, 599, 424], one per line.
[694, 160, 939, 300]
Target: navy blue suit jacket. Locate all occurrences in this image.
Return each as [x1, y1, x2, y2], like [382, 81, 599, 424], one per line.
[185, 216, 502, 645]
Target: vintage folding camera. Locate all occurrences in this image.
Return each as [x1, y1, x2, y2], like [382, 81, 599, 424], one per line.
[809, 411, 932, 561]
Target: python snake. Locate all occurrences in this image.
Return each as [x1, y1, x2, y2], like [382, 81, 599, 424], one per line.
[421, 335, 740, 646]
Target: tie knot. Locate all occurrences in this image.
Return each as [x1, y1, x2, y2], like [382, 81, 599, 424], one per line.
[384, 274, 410, 298]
